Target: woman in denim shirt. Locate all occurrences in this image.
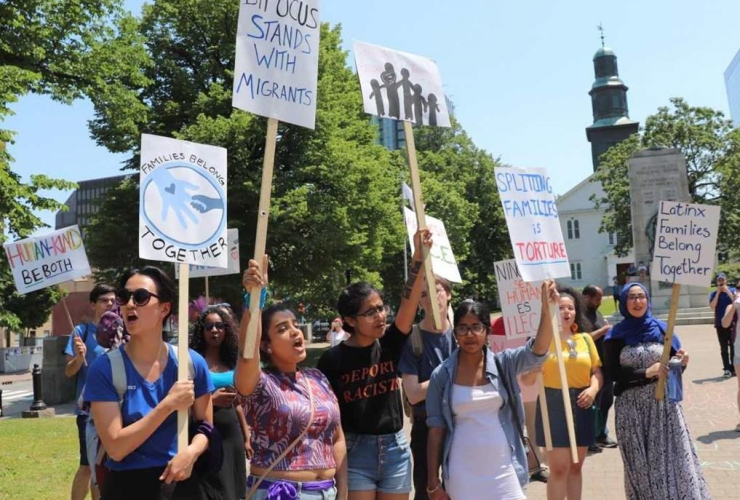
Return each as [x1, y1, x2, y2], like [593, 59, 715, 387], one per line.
[425, 281, 557, 500]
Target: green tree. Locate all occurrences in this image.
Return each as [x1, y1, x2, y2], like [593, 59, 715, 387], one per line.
[592, 97, 740, 256]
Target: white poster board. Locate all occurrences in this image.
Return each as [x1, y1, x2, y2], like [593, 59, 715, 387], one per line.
[404, 207, 461, 283]
[495, 166, 570, 281]
[651, 201, 720, 287]
[139, 134, 228, 268]
[354, 40, 450, 127]
[175, 228, 240, 279]
[494, 259, 542, 340]
[233, 0, 321, 129]
[4, 225, 91, 294]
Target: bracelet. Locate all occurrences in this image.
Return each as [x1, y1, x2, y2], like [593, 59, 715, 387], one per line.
[243, 288, 268, 310]
[426, 482, 442, 495]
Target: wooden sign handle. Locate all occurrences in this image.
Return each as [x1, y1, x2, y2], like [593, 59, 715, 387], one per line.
[656, 283, 681, 400]
[537, 373, 553, 451]
[244, 118, 279, 358]
[403, 121, 443, 330]
[205, 276, 210, 303]
[549, 305, 579, 463]
[62, 296, 87, 367]
[177, 263, 190, 452]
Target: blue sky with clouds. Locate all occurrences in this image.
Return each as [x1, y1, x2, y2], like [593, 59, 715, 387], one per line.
[7, 0, 740, 232]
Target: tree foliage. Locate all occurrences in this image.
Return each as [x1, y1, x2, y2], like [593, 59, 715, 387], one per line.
[592, 97, 740, 256]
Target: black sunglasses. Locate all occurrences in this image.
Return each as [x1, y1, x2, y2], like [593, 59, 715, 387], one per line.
[205, 321, 225, 331]
[116, 288, 161, 307]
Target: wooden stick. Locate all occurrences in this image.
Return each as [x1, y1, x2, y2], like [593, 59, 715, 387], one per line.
[550, 305, 579, 463]
[403, 121, 442, 330]
[244, 117, 279, 358]
[205, 276, 210, 303]
[62, 296, 86, 367]
[177, 263, 189, 452]
[537, 373, 553, 451]
[656, 283, 681, 400]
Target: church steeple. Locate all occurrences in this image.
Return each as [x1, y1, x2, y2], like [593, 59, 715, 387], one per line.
[585, 38, 639, 171]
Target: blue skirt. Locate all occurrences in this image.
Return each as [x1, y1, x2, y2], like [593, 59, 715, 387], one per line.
[535, 387, 595, 448]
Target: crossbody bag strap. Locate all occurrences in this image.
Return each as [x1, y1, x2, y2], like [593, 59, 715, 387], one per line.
[494, 356, 525, 444]
[245, 372, 316, 500]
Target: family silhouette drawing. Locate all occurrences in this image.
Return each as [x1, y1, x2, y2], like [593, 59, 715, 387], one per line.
[368, 62, 441, 126]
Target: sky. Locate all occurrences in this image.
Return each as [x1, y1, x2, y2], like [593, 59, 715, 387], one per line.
[7, 0, 740, 233]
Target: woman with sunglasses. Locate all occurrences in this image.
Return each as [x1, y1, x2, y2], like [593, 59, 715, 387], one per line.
[520, 286, 602, 500]
[425, 283, 556, 500]
[191, 305, 248, 500]
[236, 256, 347, 500]
[317, 230, 432, 500]
[603, 284, 710, 500]
[85, 266, 215, 500]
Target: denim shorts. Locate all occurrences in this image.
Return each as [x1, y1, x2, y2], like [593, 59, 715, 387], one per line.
[246, 475, 337, 500]
[345, 430, 412, 493]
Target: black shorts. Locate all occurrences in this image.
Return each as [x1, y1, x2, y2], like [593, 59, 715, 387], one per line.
[76, 414, 89, 466]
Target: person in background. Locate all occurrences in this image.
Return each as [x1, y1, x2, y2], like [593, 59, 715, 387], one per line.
[710, 273, 736, 378]
[426, 282, 557, 500]
[523, 286, 602, 500]
[330, 317, 350, 347]
[722, 286, 740, 431]
[612, 278, 620, 309]
[581, 285, 617, 452]
[604, 283, 710, 500]
[191, 305, 248, 500]
[489, 316, 549, 483]
[399, 275, 456, 499]
[65, 283, 116, 500]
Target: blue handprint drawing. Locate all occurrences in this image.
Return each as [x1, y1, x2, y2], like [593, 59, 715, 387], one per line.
[190, 194, 225, 214]
[149, 167, 200, 229]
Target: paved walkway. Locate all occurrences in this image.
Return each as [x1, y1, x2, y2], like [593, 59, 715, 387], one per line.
[523, 324, 740, 499]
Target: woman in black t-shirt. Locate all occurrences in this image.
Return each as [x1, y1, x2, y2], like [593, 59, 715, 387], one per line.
[318, 230, 431, 500]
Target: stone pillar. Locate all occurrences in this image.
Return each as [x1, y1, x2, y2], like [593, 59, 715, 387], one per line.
[41, 335, 76, 405]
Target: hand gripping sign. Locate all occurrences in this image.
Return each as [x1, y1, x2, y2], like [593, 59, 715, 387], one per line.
[495, 166, 577, 463]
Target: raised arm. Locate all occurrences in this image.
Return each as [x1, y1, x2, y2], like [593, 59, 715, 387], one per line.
[235, 257, 267, 397]
[532, 280, 558, 356]
[394, 228, 432, 333]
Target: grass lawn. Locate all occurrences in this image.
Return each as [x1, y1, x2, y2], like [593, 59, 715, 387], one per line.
[0, 417, 79, 500]
[599, 297, 618, 318]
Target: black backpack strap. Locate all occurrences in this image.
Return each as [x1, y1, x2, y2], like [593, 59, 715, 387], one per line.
[494, 355, 526, 445]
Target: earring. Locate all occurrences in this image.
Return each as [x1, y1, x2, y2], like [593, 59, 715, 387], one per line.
[570, 323, 578, 334]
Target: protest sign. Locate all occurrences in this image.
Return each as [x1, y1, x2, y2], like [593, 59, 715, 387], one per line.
[4, 226, 91, 294]
[233, 0, 321, 129]
[495, 166, 570, 282]
[139, 134, 228, 269]
[651, 201, 720, 287]
[494, 259, 542, 340]
[175, 229, 240, 279]
[354, 40, 450, 127]
[403, 207, 461, 283]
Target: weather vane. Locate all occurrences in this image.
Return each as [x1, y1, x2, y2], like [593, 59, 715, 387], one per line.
[597, 23, 605, 47]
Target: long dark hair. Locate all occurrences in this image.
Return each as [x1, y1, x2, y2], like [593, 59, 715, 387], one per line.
[453, 300, 492, 333]
[190, 306, 239, 370]
[118, 266, 176, 325]
[337, 281, 383, 335]
[260, 304, 294, 369]
[557, 285, 587, 333]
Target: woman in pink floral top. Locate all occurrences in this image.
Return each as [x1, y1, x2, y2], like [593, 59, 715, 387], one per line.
[236, 257, 347, 500]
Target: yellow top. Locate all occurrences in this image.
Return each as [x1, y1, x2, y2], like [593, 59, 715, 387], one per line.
[542, 333, 601, 389]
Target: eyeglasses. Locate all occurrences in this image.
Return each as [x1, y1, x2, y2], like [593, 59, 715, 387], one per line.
[116, 288, 161, 307]
[205, 321, 225, 331]
[355, 304, 391, 321]
[626, 294, 647, 302]
[454, 324, 487, 336]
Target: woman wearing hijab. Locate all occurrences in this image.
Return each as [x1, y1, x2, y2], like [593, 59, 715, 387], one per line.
[603, 283, 711, 500]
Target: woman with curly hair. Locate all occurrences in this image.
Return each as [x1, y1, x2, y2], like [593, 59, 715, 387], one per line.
[522, 285, 603, 500]
[191, 305, 249, 500]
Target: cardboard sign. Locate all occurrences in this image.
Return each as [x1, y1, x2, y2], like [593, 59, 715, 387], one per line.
[494, 259, 542, 340]
[354, 41, 450, 127]
[4, 226, 91, 294]
[651, 201, 720, 287]
[175, 229, 240, 279]
[404, 207, 461, 283]
[495, 166, 570, 281]
[139, 134, 228, 268]
[233, 0, 321, 129]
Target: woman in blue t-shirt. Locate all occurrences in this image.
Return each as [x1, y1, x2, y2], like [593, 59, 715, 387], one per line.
[85, 266, 215, 500]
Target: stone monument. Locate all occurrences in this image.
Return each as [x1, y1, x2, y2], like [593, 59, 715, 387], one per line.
[628, 148, 710, 310]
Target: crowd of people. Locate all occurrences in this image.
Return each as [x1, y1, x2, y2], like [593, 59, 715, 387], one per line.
[62, 237, 732, 500]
